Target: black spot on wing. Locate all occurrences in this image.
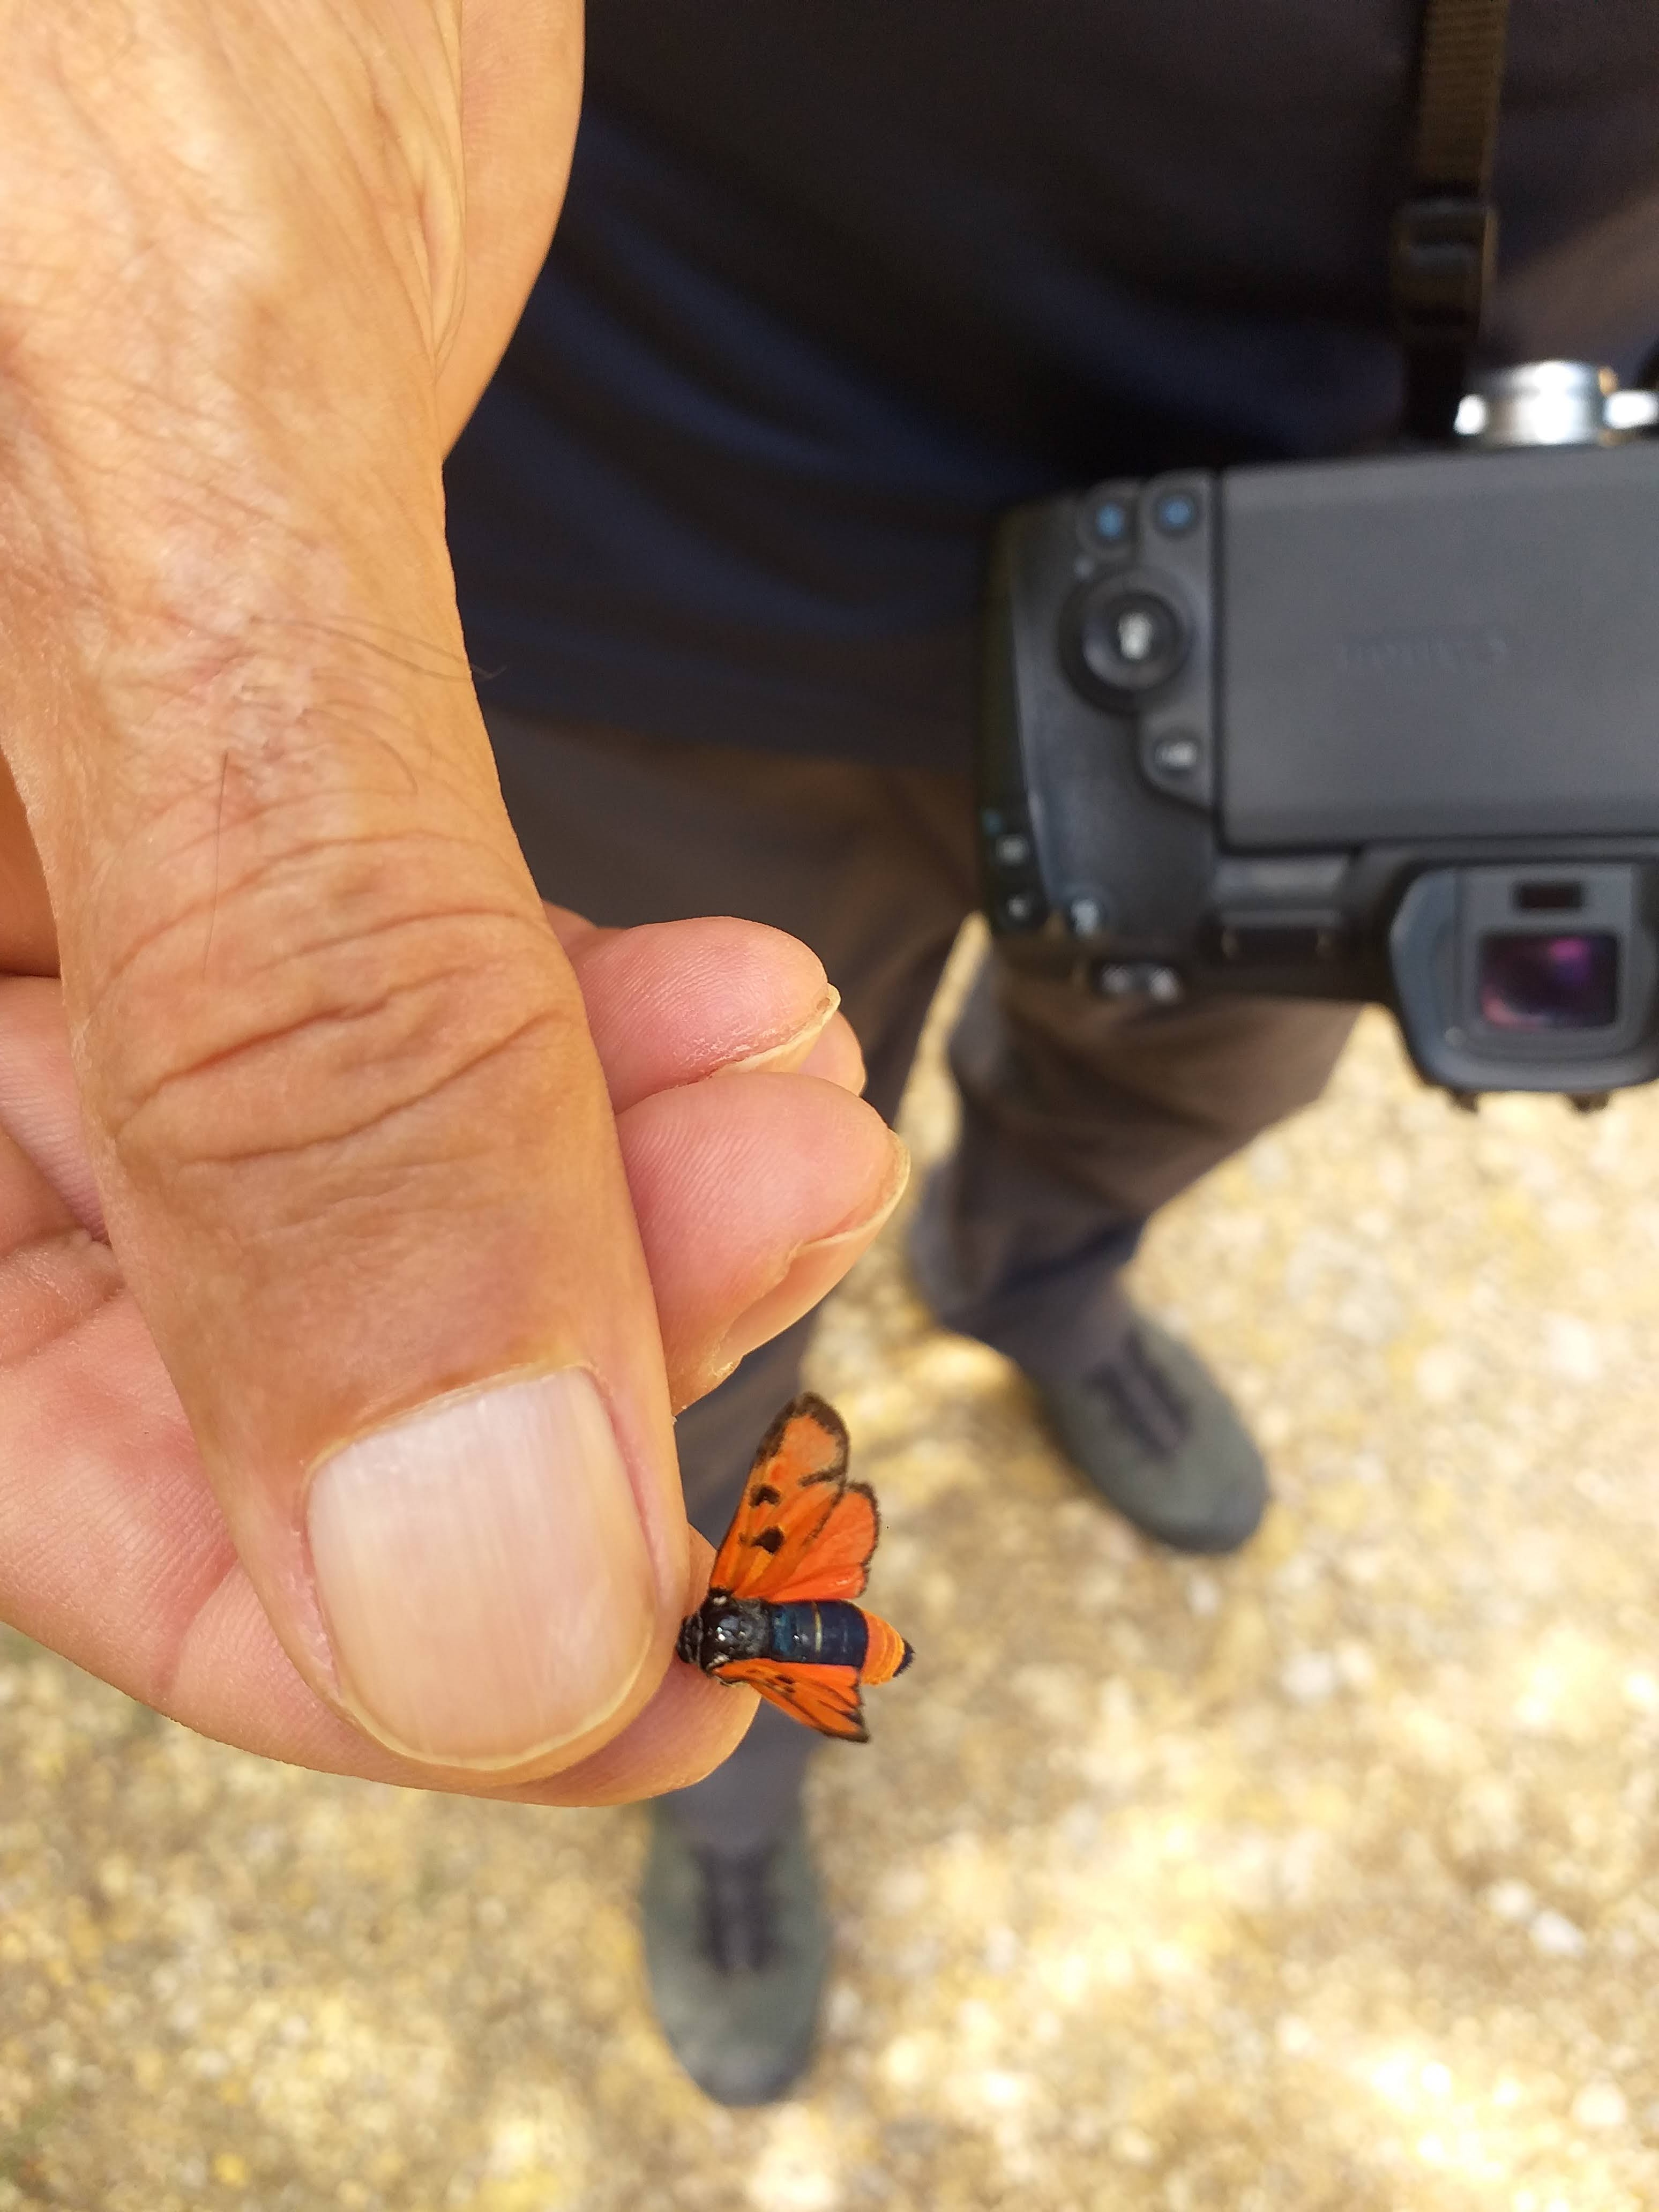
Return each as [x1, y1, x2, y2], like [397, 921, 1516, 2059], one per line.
[751, 1527, 784, 1555]
[749, 1483, 782, 1507]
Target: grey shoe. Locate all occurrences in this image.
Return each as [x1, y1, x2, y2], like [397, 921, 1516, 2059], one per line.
[1034, 1310, 1268, 1553]
[639, 1806, 830, 2106]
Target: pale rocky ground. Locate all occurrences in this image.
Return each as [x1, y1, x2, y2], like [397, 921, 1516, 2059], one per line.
[5, 927, 1659, 2211]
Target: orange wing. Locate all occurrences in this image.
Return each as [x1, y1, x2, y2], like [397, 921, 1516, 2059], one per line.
[766, 1483, 881, 1605]
[709, 1394, 874, 1602]
[714, 1658, 869, 1742]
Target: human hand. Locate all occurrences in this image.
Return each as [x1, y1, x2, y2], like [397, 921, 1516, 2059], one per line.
[0, 4, 903, 1800]
[0, 907, 892, 1804]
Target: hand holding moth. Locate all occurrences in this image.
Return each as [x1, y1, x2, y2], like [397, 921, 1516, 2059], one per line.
[680, 1395, 914, 1742]
[0, 5, 902, 1806]
[0, 909, 898, 1806]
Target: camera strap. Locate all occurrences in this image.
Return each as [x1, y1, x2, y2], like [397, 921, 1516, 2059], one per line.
[1392, 0, 1512, 441]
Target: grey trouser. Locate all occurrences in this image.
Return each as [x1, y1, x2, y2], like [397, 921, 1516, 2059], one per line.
[488, 709, 1356, 1852]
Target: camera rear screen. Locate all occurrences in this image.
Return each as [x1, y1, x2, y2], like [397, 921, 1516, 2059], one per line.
[1219, 444, 1659, 846]
[1478, 933, 1619, 1031]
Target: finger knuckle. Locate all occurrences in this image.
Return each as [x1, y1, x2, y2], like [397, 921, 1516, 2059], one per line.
[86, 809, 577, 1223]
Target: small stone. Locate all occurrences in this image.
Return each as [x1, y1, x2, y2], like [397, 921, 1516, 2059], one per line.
[982, 1924, 1020, 1976]
[1110, 2126, 1156, 2166]
[1414, 1346, 1470, 1404]
[1339, 1546, 1386, 1587]
[94, 1855, 132, 1903]
[1484, 1879, 1536, 1923]
[976, 2069, 1031, 2112]
[1335, 1641, 1377, 1691]
[1571, 2081, 1627, 2129]
[1280, 1651, 1339, 1705]
[1530, 1909, 1587, 1958]
[1543, 1313, 1602, 1382]
[1184, 1573, 1220, 1618]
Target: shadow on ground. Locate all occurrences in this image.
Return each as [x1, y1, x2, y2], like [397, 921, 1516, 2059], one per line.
[5, 935, 1659, 2210]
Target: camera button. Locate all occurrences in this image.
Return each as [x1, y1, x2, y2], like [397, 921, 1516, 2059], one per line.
[991, 831, 1033, 869]
[1151, 488, 1202, 537]
[1138, 723, 1212, 809]
[1150, 731, 1202, 776]
[1078, 490, 1137, 556]
[998, 889, 1045, 931]
[1094, 962, 1184, 1004]
[1073, 580, 1190, 700]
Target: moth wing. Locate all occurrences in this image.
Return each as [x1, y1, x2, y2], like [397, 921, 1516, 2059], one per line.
[708, 1394, 850, 1601]
[857, 1610, 914, 1688]
[766, 1481, 881, 1604]
[713, 1658, 868, 1743]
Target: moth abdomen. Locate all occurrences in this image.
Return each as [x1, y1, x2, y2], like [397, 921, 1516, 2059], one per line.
[764, 1600, 870, 1670]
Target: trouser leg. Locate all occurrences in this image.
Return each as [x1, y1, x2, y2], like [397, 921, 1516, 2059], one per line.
[913, 959, 1360, 1385]
[483, 710, 977, 1847]
[488, 703, 1358, 1802]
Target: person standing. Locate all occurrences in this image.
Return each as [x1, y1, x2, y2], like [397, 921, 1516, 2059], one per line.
[443, 0, 1659, 2104]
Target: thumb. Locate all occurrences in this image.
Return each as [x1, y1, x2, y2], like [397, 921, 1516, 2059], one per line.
[38, 706, 683, 1778]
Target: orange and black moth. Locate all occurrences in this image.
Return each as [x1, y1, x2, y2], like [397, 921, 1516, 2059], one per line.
[677, 1393, 914, 1743]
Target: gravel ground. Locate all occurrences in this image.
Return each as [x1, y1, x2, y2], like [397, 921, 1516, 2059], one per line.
[5, 932, 1659, 2211]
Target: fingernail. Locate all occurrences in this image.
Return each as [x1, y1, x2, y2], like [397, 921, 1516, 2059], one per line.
[712, 1133, 910, 1375]
[717, 987, 842, 1077]
[306, 1369, 655, 1770]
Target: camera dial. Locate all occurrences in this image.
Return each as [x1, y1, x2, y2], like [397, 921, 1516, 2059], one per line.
[1066, 573, 1191, 705]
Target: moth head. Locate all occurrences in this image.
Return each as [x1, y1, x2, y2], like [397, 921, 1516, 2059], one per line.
[709, 1603, 769, 1660]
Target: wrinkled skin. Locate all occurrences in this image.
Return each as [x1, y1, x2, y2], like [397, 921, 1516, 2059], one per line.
[0, 1, 901, 1800]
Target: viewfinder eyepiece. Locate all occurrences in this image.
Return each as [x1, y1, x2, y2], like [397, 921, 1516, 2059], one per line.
[1478, 932, 1620, 1032]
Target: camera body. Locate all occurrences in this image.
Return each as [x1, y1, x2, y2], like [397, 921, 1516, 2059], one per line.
[981, 365, 1659, 1098]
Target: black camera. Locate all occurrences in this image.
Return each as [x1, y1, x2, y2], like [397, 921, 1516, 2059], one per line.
[980, 363, 1659, 1102]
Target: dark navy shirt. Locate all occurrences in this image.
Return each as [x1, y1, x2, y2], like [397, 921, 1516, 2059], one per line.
[445, 2, 1659, 771]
